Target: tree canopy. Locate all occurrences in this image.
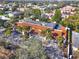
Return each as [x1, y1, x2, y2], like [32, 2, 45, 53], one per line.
[32, 9, 41, 19]
[0, 10, 4, 15]
[52, 9, 61, 23]
[15, 38, 47, 59]
[60, 14, 79, 31]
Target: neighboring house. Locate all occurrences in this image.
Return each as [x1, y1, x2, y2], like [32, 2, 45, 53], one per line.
[27, 3, 32, 7]
[42, 13, 54, 19]
[60, 5, 76, 18]
[17, 7, 25, 12]
[8, 11, 22, 17]
[60, 5, 75, 14]
[0, 5, 4, 10]
[5, 11, 12, 14]
[0, 16, 10, 20]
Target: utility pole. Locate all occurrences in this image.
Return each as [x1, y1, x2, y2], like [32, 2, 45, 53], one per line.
[68, 27, 73, 59]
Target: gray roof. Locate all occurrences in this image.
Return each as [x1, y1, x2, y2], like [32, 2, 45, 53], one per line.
[72, 32, 79, 48]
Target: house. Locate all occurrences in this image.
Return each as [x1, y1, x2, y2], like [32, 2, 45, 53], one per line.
[27, 3, 32, 7]
[60, 5, 75, 14]
[16, 20, 66, 37]
[17, 7, 25, 12]
[41, 13, 54, 19]
[5, 11, 12, 14]
[60, 5, 76, 18]
[0, 16, 10, 20]
[0, 5, 4, 10]
[8, 11, 23, 17]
